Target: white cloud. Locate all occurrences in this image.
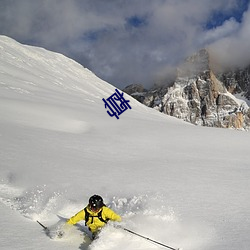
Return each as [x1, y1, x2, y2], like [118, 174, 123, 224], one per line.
[209, 6, 250, 68]
[200, 18, 240, 45]
[0, 0, 249, 88]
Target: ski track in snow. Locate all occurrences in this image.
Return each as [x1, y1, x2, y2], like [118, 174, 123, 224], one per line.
[0, 180, 211, 250]
[0, 99, 91, 134]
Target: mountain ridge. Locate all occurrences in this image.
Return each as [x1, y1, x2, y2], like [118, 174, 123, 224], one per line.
[124, 49, 250, 130]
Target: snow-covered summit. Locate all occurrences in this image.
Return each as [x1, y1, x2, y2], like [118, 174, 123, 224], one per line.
[0, 35, 149, 133]
[0, 35, 130, 104]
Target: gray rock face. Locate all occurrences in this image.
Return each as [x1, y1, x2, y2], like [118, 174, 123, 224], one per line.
[124, 49, 250, 130]
[218, 66, 250, 99]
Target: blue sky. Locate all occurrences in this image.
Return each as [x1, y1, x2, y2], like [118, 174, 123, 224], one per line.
[0, 0, 249, 88]
[206, 0, 249, 28]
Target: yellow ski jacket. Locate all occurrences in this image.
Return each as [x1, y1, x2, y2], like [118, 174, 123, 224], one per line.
[67, 206, 121, 233]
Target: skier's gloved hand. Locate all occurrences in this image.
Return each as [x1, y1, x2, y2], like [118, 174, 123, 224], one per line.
[55, 223, 71, 238]
[56, 230, 64, 238]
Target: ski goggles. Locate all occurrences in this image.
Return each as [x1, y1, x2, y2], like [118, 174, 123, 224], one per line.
[89, 205, 101, 212]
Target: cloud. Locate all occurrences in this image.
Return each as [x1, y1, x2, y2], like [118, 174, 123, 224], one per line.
[200, 18, 240, 45]
[209, 4, 250, 69]
[0, 0, 249, 88]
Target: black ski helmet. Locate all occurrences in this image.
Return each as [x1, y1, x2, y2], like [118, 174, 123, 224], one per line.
[89, 195, 104, 210]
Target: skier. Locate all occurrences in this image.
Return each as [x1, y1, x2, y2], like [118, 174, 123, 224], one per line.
[66, 194, 121, 239]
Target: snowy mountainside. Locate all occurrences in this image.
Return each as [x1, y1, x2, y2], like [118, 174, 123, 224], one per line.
[0, 36, 250, 250]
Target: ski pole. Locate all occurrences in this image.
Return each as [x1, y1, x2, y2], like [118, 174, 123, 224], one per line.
[37, 220, 48, 231]
[122, 227, 180, 250]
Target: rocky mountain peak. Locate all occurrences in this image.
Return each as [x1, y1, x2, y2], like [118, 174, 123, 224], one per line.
[123, 49, 250, 130]
[177, 49, 210, 78]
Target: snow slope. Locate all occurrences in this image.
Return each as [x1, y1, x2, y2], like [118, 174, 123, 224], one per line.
[0, 36, 250, 250]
